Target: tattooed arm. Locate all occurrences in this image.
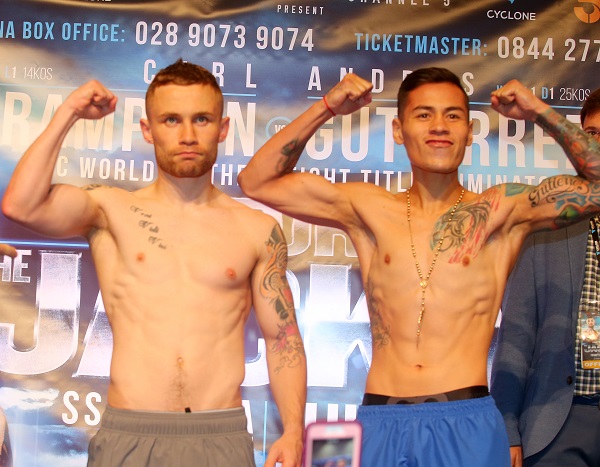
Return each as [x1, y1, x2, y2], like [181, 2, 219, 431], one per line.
[502, 175, 600, 235]
[252, 221, 306, 467]
[491, 80, 600, 180]
[2, 81, 116, 237]
[238, 73, 373, 229]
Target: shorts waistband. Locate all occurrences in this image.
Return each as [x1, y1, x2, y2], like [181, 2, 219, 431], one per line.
[362, 385, 489, 405]
[100, 405, 248, 436]
[573, 394, 600, 408]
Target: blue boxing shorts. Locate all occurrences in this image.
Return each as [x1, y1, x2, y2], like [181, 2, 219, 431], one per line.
[357, 393, 510, 467]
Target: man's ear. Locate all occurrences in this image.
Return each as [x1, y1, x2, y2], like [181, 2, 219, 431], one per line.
[140, 119, 153, 144]
[466, 119, 473, 147]
[218, 116, 230, 143]
[392, 117, 404, 145]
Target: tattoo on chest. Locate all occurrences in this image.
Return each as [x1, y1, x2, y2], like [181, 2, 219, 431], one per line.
[432, 189, 501, 263]
[82, 184, 103, 191]
[130, 205, 167, 250]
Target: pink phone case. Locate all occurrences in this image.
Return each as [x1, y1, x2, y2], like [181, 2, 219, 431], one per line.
[303, 420, 362, 467]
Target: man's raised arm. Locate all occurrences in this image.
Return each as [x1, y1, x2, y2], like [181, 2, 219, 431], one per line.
[238, 73, 373, 226]
[2, 81, 117, 237]
[492, 80, 600, 181]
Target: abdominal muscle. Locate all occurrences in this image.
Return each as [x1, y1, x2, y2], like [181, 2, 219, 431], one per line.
[365, 286, 498, 398]
[102, 276, 251, 412]
[367, 339, 492, 398]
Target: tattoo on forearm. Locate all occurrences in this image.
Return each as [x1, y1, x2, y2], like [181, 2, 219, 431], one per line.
[261, 225, 294, 320]
[365, 278, 391, 349]
[536, 108, 600, 178]
[271, 319, 305, 374]
[131, 205, 167, 250]
[277, 139, 305, 174]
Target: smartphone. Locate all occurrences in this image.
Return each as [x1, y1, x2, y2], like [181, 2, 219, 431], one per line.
[303, 420, 362, 467]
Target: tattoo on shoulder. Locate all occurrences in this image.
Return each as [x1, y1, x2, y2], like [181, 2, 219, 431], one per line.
[365, 278, 391, 349]
[504, 184, 530, 197]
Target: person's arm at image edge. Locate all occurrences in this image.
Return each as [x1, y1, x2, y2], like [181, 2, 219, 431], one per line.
[2, 81, 116, 237]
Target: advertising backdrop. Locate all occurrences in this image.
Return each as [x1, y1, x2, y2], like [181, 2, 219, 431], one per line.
[0, 0, 599, 465]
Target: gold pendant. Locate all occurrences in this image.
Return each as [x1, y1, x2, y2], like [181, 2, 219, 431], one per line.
[408, 188, 465, 341]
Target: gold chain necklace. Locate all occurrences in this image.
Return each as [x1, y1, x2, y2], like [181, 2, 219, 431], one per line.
[406, 188, 465, 342]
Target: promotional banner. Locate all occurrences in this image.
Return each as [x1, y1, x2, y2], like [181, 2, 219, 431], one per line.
[0, 0, 598, 465]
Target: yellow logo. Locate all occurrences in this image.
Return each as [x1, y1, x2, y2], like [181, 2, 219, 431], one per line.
[574, 0, 600, 23]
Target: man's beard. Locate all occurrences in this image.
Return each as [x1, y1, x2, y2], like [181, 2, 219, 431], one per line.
[156, 152, 216, 178]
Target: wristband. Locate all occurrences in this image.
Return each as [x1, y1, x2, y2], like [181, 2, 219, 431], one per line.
[322, 95, 336, 116]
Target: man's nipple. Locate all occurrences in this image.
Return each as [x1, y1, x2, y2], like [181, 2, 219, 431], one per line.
[225, 267, 237, 280]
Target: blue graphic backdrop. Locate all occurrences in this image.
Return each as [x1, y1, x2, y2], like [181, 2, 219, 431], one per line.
[0, 0, 599, 465]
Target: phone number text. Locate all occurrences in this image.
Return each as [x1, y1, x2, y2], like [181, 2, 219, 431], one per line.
[497, 36, 600, 62]
[135, 21, 315, 51]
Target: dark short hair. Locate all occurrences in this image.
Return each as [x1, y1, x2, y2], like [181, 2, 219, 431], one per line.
[146, 59, 222, 111]
[397, 67, 469, 118]
[581, 88, 600, 124]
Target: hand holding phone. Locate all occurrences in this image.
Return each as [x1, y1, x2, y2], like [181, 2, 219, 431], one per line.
[303, 421, 362, 467]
